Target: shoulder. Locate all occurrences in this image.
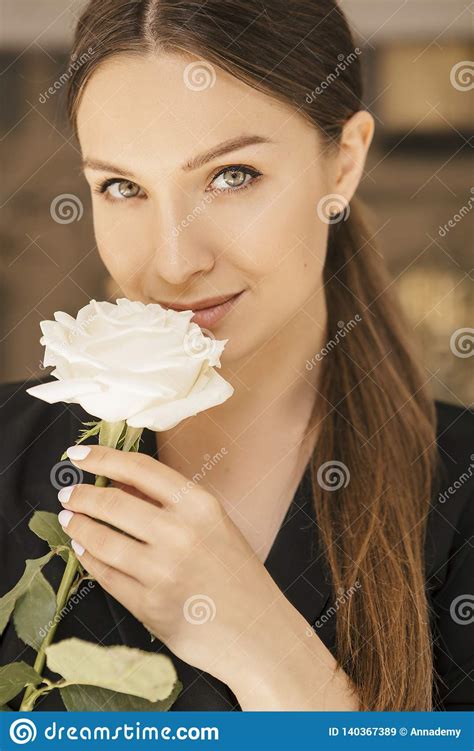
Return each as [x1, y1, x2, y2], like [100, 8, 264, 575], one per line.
[435, 398, 474, 465]
[427, 398, 474, 579]
[431, 398, 474, 539]
[429, 400, 474, 710]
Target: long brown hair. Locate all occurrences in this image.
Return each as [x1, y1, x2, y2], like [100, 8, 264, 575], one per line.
[65, 0, 438, 710]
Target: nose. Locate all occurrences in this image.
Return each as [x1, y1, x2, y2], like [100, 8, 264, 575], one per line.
[148, 192, 216, 286]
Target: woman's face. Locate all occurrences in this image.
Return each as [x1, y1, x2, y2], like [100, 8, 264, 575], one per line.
[77, 52, 366, 363]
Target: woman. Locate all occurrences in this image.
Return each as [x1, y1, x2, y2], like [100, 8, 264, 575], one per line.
[1, 0, 473, 712]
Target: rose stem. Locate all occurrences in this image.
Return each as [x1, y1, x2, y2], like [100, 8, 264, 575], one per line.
[19, 471, 107, 710]
[19, 422, 142, 710]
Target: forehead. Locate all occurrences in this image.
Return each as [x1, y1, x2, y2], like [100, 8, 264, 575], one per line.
[76, 52, 308, 172]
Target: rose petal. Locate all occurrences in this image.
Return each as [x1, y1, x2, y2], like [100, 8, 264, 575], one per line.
[26, 378, 102, 404]
[92, 370, 177, 397]
[126, 369, 234, 430]
[28, 297, 234, 428]
[76, 389, 160, 422]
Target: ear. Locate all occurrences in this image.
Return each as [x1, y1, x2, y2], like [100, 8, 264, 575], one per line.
[332, 110, 374, 205]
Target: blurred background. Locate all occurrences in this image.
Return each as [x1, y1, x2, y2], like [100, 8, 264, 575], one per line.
[1, 0, 472, 404]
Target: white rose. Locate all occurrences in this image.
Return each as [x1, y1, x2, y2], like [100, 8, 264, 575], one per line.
[26, 298, 234, 431]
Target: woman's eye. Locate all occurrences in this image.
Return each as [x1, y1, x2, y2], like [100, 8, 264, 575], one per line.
[93, 178, 146, 201]
[208, 165, 262, 194]
[94, 165, 262, 202]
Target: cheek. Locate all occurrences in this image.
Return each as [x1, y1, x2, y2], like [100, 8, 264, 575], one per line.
[229, 186, 328, 334]
[92, 203, 150, 284]
[235, 183, 329, 288]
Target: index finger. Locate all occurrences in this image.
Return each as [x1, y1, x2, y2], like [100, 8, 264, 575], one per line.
[65, 444, 190, 508]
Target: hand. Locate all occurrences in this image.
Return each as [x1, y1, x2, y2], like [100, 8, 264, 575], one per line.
[57, 444, 286, 685]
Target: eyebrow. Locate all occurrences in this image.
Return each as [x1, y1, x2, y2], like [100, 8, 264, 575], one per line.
[81, 134, 276, 178]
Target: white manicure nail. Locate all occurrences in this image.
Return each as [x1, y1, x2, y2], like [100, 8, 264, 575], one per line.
[66, 445, 91, 460]
[58, 509, 74, 528]
[71, 539, 85, 556]
[58, 485, 76, 503]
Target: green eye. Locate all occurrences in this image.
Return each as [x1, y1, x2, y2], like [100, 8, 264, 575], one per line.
[94, 178, 146, 200]
[208, 165, 262, 194]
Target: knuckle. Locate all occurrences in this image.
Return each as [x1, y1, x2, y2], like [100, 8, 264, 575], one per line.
[101, 486, 123, 516]
[160, 564, 180, 588]
[97, 563, 116, 589]
[150, 518, 196, 553]
[67, 483, 89, 509]
[93, 447, 110, 475]
[134, 452, 154, 473]
[70, 512, 88, 538]
[173, 525, 196, 552]
[192, 489, 221, 523]
[153, 557, 180, 588]
[143, 585, 162, 615]
[91, 524, 109, 552]
[110, 534, 132, 568]
[148, 511, 165, 539]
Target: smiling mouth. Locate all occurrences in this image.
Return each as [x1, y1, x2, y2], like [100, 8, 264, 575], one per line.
[160, 292, 244, 312]
[160, 290, 245, 328]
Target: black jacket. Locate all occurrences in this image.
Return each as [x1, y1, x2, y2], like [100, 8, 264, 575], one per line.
[1, 378, 473, 711]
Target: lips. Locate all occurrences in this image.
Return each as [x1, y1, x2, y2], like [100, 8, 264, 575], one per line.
[190, 293, 243, 328]
[161, 292, 242, 312]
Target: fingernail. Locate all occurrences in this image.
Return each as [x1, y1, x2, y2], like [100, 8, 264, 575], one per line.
[58, 509, 74, 528]
[58, 485, 76, 503]
[71, 539, 85, 556]
[66, 445, 91, 460]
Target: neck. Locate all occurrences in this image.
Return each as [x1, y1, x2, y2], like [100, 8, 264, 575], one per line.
[158, 299, 328, 459]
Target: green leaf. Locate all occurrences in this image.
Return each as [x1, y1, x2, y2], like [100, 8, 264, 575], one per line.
[60, 421, 102, 460]
[28, 511, 71, 562]
[0, 662, 42, 704]
[0, 551, 55, 635]
[60, 679, 183, 712]
[120, 426, 143, 453]
[13, 572, 57, 650]
[45, 638, 177, 702]
[99, 420, 126, 449]
[0, 704, 13, 711]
